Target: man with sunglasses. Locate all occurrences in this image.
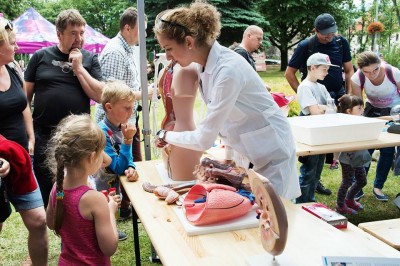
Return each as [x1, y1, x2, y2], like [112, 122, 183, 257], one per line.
[285, 13, 354, 197]
[25, 9, 104, 208]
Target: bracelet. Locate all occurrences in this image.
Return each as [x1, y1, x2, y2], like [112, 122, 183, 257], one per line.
[124, 138, 133, 142]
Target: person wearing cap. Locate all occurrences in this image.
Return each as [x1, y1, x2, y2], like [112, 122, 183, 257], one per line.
[285, 13, 354, 193]
[295, 53, 339, 203]
[285, 13, 353, 99]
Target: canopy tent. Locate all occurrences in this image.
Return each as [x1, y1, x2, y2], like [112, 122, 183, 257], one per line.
[83, 24, 109, 54]
[12, 7, 58, 54]
[12, 7, 109, 54]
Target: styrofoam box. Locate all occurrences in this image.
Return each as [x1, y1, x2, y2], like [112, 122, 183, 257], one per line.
[288, 113, 386, 146]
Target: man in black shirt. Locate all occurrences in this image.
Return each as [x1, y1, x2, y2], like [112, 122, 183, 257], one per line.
[234, 25, 271, 91]
[25, 9, 104, 207]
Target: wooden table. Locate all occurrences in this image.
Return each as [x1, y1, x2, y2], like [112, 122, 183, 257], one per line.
[205, 132, 400, 158]
[121, 160, 400, 266]
[358, 219, 400, 251]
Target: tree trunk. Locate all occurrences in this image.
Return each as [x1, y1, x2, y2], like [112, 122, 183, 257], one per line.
[280, 47, 288, 71]
[392, 0, 400, 27]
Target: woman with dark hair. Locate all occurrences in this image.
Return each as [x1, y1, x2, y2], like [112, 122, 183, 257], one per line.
[351, 51, 400, 201]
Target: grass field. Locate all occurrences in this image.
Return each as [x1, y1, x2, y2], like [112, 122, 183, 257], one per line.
[1, 66, 399, 265]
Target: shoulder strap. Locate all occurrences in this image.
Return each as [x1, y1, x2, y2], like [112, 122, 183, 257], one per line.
[359, 70, 366, 92]
[384, 64, 400, 96]
[307, 35, 316, 59]
[7, 61, 23, 87]
[334, 35, 344, 55]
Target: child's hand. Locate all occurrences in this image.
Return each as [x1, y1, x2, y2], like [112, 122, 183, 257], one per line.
[121, 123, 136, 142]
[107, 195, 119, 214]
[125, 167, 139, 182]
[0, 159, 10, 178]
[110, 194, 121, 208]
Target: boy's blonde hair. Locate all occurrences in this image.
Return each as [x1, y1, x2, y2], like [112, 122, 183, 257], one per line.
[101, 80, 136, 110]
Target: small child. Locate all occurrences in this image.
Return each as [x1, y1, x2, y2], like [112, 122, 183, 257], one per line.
[296, 52, 339, 204]
[95, 81, 139, 240]
[336, 94, 370, 214]
[46, 114, 118, 265]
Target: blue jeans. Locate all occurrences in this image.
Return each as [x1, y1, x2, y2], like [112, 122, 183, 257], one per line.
[366, 147, 395, 189]
[296, 154, 326, 203]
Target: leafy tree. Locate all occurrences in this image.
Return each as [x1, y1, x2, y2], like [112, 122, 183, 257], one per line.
[144, 0, 267, 53]
[257, 0, 347, 71]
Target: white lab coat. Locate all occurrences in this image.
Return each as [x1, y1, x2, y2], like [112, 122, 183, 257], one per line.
[166, 41, 300, 200]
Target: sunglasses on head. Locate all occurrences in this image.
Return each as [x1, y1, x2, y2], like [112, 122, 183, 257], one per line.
[3, 20, 13, 31]
[159, 17, 188, 32]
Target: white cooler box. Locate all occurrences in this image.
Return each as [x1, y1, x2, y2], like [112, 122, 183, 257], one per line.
[288, 113, 386, 146]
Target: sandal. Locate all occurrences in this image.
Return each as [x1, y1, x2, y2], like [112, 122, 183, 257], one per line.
[329, 160, 339, 170]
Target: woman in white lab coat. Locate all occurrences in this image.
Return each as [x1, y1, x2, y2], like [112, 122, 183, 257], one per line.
[153, 1, 300, 200]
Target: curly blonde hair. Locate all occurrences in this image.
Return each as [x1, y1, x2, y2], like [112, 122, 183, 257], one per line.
[154, 0, 221, 47]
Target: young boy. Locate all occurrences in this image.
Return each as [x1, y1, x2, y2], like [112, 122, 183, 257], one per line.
[295, 52, 339, 204]
[95, 81, 139, 241]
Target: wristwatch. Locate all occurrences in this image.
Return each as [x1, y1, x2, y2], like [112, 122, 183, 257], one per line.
[157, 129, 167, 143]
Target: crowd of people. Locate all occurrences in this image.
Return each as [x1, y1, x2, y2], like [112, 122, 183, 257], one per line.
[0, 0, 399, 264]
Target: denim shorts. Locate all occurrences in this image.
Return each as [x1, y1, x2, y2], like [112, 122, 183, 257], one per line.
[7, 179, 44, 212]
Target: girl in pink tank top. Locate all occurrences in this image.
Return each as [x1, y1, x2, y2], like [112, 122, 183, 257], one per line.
[46, 115, 119, 265]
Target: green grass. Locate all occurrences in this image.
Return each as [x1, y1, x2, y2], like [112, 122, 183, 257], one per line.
[1, 66, 399, 265]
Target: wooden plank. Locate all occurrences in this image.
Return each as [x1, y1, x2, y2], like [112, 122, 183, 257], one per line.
[359, 219, 400, 250]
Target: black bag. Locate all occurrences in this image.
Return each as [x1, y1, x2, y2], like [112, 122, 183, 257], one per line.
[0, 182, 11, 223]
[363, 102, 391, 118]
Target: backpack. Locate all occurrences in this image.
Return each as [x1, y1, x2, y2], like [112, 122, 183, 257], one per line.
[299, 35, 343, 81]
[358, 64, 400, 96]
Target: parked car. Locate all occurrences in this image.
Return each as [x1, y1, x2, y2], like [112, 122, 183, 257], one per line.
[265, 59, 281, 65]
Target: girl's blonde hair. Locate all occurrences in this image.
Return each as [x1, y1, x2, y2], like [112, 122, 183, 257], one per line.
[153, 0, 221, 47]
[0, 18, 13, 46]
[46, 114, 105, 235]
[101, 80, 136, 109]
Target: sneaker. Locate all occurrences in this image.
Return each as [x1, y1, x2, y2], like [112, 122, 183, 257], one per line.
[119, 205, 132, 220]
[345, 199, 364, 211]
[354, 190, 365, 201]
[118, 230, 128, 241]
[329, 160, 339, 170]
[372, 189, 389, 202]
[315, 182, 332, 196]
[336, 204, 357, 215]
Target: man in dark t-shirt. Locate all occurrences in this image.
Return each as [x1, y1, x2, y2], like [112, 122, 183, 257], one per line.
[285, 13, 354, 197]
[25, 9, 104, 207]
[234, 25, 271, 91]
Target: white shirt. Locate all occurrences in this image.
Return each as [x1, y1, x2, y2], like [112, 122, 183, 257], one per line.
[297, 79, 333, 115]
[351, 66, 400, 108]
[166, 41, 300, 199]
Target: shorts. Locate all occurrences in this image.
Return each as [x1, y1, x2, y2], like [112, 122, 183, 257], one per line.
[7, 178, 44, 212]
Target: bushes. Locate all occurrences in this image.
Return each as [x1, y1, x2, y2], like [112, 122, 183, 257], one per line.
[382, 45, 400, 68]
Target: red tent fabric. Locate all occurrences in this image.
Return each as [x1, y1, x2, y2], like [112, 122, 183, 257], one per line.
[13, 8, 109, 54]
